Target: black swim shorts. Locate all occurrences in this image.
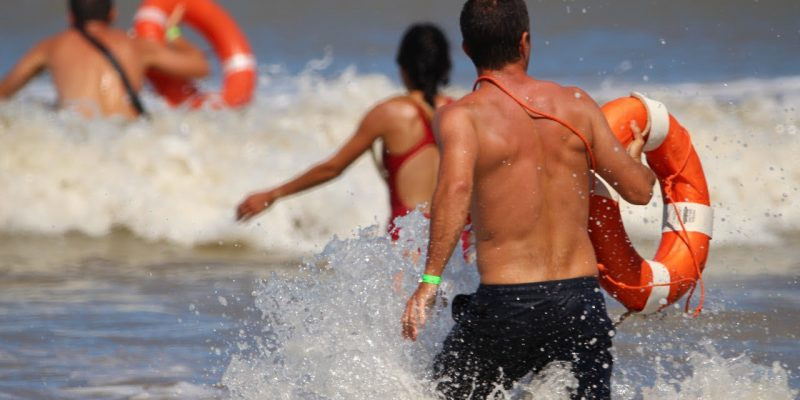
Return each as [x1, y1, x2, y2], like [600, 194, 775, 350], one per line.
[432, 276, 614, 399]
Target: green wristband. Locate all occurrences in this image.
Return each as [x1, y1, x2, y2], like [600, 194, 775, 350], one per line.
[166, 26, 182, 42]
[420, 274, 442, 285]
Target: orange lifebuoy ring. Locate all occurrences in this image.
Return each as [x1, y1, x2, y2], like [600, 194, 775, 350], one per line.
[590, 93, 713, 315]
[134, 0, 256, 108]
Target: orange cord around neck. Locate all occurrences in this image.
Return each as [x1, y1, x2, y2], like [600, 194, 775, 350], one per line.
[473, 75, 597, 171]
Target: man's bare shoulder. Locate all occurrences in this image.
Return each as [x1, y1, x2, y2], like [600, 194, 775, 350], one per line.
[533, 80, 601, 116]
[433, 97, 477, 141]
[529, 79, 586, 101]
[440, 96, 474, 120]
[558, 83, 600, 107]
[50, 27, 135, 52]
[29, 32, 66, 53]
[442, 90, 487, 117]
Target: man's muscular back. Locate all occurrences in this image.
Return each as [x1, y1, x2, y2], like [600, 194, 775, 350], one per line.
[45, 26, 146, 118]
[439, 74, 654, 285]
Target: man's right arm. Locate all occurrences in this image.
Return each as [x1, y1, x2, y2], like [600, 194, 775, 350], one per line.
[138, 38, 210, 79]
[583, 90, 656, 205]
[0, 40, 49, 99]
[402, 104, 478, 341]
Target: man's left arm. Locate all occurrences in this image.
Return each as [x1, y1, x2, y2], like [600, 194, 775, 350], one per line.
[401, 105, 478, 341]
[0, 40, 49, 99]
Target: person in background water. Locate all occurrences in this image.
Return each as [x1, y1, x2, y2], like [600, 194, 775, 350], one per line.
[401, 0, 656, 398]
[237, 23, 454, 240]
[0, 0, 209, 119]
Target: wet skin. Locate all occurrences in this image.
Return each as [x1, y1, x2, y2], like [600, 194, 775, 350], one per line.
[402, 32, 655, 340]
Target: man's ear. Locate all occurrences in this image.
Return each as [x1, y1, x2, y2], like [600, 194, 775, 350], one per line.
[109, 7, 118, 23]
[519, 32, 531, 59]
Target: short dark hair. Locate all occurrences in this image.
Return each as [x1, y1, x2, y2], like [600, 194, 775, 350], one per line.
[69, 0, 113, 28]
[396, 23, 452, 108]
[460, 0, 530, 70]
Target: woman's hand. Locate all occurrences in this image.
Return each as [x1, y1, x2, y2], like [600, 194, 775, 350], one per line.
[236, 191, 278, 221]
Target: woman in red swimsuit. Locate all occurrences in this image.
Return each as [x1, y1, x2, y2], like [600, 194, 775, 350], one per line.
[236, 24, 452, 240]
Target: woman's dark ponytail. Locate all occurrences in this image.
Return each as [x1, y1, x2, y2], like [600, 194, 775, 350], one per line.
[420, 80, 438, 109]
[396, 24, 452, 108]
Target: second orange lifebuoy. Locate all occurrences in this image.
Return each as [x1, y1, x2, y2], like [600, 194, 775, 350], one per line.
[134, 0, 256, 108]
[591, 93, 713, 315]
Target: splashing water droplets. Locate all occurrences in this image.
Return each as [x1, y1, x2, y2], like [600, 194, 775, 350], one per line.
[221, 212, 483, 399]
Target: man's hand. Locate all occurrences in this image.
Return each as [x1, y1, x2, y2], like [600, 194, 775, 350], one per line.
[165, 3, 187, 32]
[401, 283, 438, 341]
[236, 191, 278, 221]
[626, 120, 647, 160]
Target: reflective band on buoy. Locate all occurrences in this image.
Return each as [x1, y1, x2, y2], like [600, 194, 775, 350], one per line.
[663, 202, 714, 237]
[631, 92, 670, 152]
[223, 53, 257, 74]
[641, 260, 671, 314]
[589, 93, 712, 315]
[133, 6, 168, 25]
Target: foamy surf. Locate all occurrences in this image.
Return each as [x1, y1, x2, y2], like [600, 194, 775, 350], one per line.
[219, 213, 798, 399]
[637, 343, 796, 400]
[1, 70, 798, 253]
[0, 67, 394, 253]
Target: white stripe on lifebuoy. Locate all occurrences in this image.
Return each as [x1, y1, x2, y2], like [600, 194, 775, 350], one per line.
[662, 202, 714, 238]
[631, 92, 670, 152]
[640, 260, 671, 314]
[134, 6, 168, 27]
[223, 53, 256, 74]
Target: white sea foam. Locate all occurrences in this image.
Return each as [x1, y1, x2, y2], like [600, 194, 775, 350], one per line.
[0, 67, 394, 252]
[637, 344, 797, 400]
[1, 71, 798, 253]
[219, 212, 459, 399]
[220, 214, 798, 399]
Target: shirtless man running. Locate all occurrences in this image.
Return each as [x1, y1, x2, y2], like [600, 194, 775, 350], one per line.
[401, 0, 656, 398]
[0, 0, 209, 119]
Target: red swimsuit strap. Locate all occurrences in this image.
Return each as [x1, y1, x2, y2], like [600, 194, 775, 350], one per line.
[473, 76, 597, 171]
[382, 102, 437, 176]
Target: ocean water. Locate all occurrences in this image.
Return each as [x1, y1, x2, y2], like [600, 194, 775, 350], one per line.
[1, 0, 799, 399]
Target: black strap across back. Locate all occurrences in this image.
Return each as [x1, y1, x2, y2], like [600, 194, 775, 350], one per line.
[76, 28, 147, 117]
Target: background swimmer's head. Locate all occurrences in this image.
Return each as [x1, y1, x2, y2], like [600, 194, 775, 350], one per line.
[396, 24, 452, 108]
[460, 0, 531, 71]
[69, 0, 114, 29]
